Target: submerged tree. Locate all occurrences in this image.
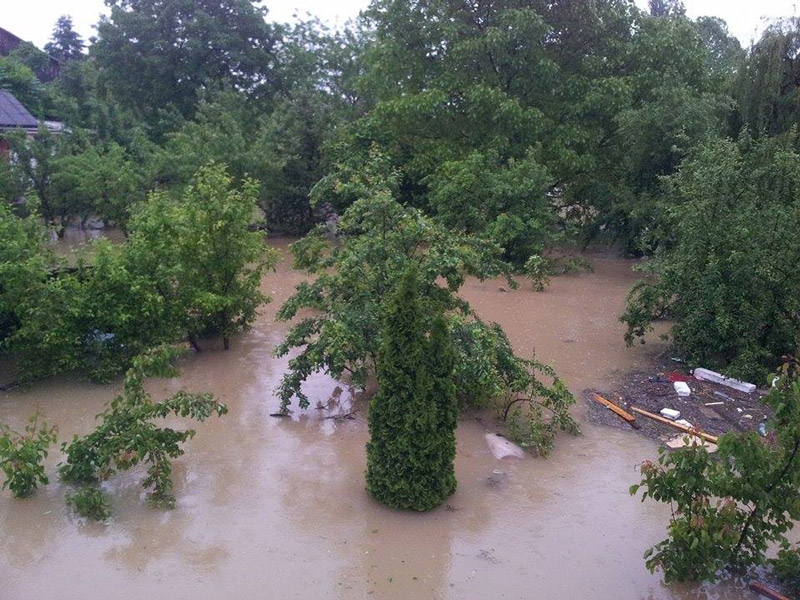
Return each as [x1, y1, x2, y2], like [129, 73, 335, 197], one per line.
[167, 164, 278, 350]
[5, 164, 274, 382]
[0, 414, 58, 499]
[366, 267, 458, 511]
[59, 346, 227, 518]
[275, 154, 509, 410]
[276, 156, 578, 451]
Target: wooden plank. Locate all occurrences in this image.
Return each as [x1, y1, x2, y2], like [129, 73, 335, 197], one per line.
[630, 407, 719, 444]
[592, 394, 640, 429]
[748, 581, 791, 600]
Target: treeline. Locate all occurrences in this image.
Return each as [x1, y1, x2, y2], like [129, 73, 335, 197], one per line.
[1, 1, 799, 379]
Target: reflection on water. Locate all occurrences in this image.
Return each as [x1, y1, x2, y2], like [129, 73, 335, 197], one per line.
[0, 239, 751, 599]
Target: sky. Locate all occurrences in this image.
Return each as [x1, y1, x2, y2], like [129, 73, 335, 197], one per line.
[2, 0, 798, 50]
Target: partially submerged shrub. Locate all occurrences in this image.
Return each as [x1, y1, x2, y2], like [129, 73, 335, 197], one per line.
[448, 315, 524, 409]
[525, 254, 594, 292]
[60, 346, 227, 518]
[503, 361, 580, 457]
[524, 255, 550, 292]
[0, 413, 57, 498]
[65, 486, 112, 521]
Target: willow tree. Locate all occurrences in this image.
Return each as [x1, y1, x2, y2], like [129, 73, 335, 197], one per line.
[365, 267, 457, 511]
[733, 18, 800, 137]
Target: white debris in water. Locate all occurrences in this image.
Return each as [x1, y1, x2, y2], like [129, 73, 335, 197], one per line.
[485, 433, 525, 459]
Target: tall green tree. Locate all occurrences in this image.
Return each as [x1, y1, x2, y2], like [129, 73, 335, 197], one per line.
[622, 133, 800, 380]
[365, 267, 457, 511]
[93, 0, 278, 129]
[168, 164, 277, 350]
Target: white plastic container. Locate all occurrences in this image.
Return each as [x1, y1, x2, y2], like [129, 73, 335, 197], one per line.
[693, 368, 756, 394]
[674, 381, 691, 397]
[660, 408, 681, 420]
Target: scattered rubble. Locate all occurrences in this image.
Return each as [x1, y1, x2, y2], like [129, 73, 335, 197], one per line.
[585, 367, 772, 446]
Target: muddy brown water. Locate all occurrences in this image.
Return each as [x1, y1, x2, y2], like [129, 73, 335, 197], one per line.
[0, 237, 754, 599]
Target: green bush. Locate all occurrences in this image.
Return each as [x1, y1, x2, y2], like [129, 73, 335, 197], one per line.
[0, 413, 58, 498]
[60, 346, 227, 518]
[65, 486, 112, 521]
[622, 135, 800, 381]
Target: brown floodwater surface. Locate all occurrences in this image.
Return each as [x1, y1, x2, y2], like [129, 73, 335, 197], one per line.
[0, 239, 754, 599]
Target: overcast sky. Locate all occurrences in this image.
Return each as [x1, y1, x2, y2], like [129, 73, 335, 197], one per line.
[2, 0, 798, 50]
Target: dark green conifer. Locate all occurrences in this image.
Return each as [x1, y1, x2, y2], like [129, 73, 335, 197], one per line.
[365, 267, 457, 511]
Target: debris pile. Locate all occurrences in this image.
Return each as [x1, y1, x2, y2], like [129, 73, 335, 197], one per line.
[586, 367, 771, 446]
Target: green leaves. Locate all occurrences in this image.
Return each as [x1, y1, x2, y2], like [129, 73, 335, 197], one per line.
[4, 163, 274, 382]
[93, 0, 278, 127]
[276, 157, 509, 411]
[365, 267, 458, 511]
[161, 164, 278, 349]
[65, 487, 111, 521]
[0, 413, 58, 499]
[59, 346, 227, 519]
[621, 134, 800, 380]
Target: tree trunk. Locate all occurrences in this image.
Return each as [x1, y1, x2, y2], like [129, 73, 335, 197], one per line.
[188, 333, 202, 353]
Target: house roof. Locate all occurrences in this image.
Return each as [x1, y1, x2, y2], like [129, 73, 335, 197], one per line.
[0, 27, 61, 82]
[0, 90, 39, 129]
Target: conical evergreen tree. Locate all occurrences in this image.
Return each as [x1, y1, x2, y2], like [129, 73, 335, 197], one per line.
[427, 314, 458, 500]
[365, 266, 457, 511]
[44, 16, 85, 63]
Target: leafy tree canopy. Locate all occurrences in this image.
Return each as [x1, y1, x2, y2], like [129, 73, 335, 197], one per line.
[622, 133, 800, 380]
[93, 0, 279, 128]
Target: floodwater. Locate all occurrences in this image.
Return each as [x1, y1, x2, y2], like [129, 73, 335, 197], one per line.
[0, 237, 754, 600]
